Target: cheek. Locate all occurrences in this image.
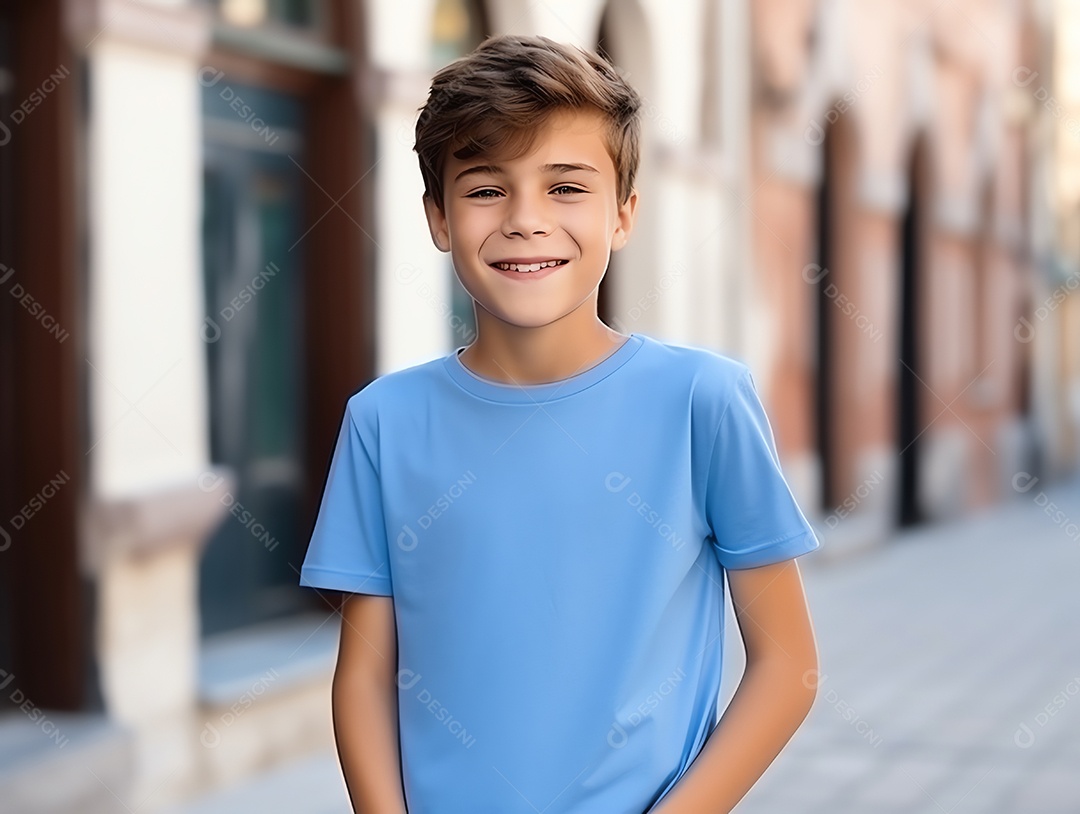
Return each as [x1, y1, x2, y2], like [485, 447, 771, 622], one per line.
[449, 211, 496, 246]
[564, 208, 611, 248]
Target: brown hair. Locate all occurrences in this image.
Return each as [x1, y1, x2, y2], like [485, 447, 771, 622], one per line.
[413, 34, 642, 211]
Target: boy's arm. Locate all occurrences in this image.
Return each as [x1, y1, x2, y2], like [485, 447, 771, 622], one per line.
[331, 593, 408, 814]
[651, 558, 819, 814]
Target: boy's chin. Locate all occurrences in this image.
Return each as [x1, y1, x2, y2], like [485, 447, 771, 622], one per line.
[475, 302, 582, 330]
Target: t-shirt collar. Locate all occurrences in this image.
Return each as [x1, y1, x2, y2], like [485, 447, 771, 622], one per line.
[444, 333, 644, 403]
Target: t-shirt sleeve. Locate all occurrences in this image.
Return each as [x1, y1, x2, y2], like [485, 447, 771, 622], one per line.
[705, 366, 821, 570]
[299, 397, 393, 595]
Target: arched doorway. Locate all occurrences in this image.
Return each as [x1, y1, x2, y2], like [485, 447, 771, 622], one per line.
[812, 114, 859, 513]
[896, 135, 931, 527]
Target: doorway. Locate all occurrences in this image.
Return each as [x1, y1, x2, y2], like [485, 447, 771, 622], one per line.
[897, 137, 930, 527]
[199, 81, 310, 635]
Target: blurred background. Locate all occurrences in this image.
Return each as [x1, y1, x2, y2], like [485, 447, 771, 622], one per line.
[1, 0, 1079, 812]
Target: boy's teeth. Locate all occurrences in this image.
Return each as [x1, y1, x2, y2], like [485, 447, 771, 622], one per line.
[495, 260, 566, 272]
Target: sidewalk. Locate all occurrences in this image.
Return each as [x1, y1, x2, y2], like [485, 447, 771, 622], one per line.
[166, 470, 1080, 814]
[739, 469, 1080, 814]
[161, 752, 350, 814]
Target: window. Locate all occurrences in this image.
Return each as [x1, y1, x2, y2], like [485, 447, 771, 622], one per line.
[215, 0, 328, 36]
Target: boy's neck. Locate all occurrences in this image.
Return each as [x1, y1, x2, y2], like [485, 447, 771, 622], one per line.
[458, 320, 630, 386]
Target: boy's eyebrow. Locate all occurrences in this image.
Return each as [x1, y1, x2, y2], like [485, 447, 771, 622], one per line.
[453, 162, 600, 183]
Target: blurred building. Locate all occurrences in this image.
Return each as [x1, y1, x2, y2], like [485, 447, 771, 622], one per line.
[742, 0, 1064, 550]
[0, 0, 1075, 810]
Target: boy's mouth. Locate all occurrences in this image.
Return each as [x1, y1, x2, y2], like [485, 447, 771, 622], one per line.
[488, 258, 570, 273]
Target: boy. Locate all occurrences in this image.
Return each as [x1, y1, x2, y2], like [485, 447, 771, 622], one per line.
[300, 34, 821, 814]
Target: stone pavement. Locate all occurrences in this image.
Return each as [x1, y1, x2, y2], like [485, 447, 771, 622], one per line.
[166, 469, 1080, 814]
[161, 751, 350, 814]
[738, 468, 1080, 814]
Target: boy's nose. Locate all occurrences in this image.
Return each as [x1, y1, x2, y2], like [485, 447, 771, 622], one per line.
[501, 195, 553, 238]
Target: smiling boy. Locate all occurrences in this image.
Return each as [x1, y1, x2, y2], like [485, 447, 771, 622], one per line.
[423, 102, 634, 381]
[299, 34, 821, 814]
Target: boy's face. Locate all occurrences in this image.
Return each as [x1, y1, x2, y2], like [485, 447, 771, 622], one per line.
[423, 107, 639, 331]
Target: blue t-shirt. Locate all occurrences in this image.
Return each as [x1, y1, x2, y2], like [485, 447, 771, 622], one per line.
[299, 332, 820, 814]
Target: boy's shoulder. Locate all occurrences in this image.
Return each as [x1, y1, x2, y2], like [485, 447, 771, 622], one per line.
[341, 352, 447, 424]
[637, 333, 750, 380]
[635, 333, 752, 410]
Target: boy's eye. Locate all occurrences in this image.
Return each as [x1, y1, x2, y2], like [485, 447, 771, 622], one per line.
[464, 186, 585, 199]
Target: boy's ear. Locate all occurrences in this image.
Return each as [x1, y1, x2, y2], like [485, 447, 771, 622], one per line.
[423, 193, 451, 253]
[611, 187, 640, 252]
